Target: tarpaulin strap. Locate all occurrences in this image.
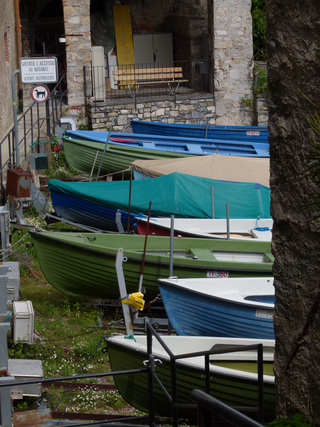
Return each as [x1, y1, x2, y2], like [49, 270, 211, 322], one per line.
[124, 334, 136, 342]
[121, 292, 145, 311]
[252, 216, 271, 232]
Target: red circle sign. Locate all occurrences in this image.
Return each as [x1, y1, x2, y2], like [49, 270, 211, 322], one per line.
[31, 85, 50, 103]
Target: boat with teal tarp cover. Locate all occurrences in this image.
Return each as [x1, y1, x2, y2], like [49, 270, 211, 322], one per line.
[48, 172, 271, 232]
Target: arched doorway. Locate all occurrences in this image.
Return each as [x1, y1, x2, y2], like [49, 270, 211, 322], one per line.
[20, 0, 66, 90]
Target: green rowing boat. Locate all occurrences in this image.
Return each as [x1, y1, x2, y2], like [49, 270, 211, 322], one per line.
[106, 334, 276, 421]
[62, 136, 192, 178]
[29, 231, 273, 301]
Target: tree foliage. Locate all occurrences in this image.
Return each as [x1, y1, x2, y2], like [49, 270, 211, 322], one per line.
[251, 0, 267, 60]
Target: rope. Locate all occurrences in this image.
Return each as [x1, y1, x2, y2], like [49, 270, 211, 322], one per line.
[252, 216, 271, 232]
[29, 135, 61, 149]
[3, 310, 12, 323]
[124, 334, 136, 342]
[0, 226, 36, 262]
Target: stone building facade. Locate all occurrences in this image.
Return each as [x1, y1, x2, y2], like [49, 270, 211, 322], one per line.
[16, 0, 258, 130]
[0, 2, 18, 139]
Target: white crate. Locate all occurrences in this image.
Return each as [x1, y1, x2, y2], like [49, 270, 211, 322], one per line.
[7, 359, 43, 397]
[13, 301, 34, 344]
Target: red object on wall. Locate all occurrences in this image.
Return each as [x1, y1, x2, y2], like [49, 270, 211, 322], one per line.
[6, 167, 32, 198]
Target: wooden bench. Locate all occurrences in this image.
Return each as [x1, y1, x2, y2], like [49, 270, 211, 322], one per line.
[113, 67, 188, 97]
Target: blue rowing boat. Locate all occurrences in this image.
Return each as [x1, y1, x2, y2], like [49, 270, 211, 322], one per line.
[64, 130, 270, 157]
[158, 276, 275, 339]
[130, 120, 269, 143]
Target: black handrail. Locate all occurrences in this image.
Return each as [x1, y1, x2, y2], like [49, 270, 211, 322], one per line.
[0, 73, 67, 198]
[146, 324, 267, 427]
[191, 389, 264, 427]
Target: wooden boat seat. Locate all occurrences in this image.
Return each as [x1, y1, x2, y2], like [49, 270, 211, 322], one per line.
[113, 67, 188, 97]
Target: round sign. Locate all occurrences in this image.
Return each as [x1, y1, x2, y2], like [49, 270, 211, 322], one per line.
[31, 85, 50, 103]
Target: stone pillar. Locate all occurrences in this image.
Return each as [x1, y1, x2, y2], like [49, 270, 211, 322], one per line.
[212, 0, 254, 125]
[63, 0, 92, 109]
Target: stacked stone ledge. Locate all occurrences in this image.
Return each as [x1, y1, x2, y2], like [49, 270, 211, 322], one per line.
[88, 96, 216, 132]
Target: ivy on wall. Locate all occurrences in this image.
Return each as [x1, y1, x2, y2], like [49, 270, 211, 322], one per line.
[252, 0, 267, 61]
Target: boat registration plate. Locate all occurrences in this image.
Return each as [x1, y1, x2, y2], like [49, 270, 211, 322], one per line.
[207, 270, 229, 278]
[256, 309, 274, 319]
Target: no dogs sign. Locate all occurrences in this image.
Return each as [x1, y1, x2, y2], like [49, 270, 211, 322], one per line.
[31, 85, 50, 103]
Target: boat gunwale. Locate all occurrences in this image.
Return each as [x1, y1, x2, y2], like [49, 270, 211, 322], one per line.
[136, 217, 272, 241]
[29, 230, 274, 272]
[157, 277, 275, 310]
[106, 335, 275, 383]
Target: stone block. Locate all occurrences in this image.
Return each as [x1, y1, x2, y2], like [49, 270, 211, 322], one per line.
[117, 115, 128, 126]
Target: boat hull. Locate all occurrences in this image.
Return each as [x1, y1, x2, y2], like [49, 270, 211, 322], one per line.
[106, 334, 276, 421]
[131, 120, 269, 143]
[62, 137, 193, 178]
[158, 277, 275, 339]
[29, 231, 274, 300]
[50, 189, 135, 232]
[135, 217, 273, 241]
[48, 173, 271, 232]
[64, 130, 270, 157]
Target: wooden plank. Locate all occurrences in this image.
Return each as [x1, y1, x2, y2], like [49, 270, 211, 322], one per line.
[113, 67, 183, 75]
[136, 79, 189, 85]
[113, 5, 135, 66]
[113, 73, 184, 82]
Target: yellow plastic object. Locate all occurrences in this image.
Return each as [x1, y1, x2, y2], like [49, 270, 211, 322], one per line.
[121, 292, 145, 311]
[113, 5, 135, 66]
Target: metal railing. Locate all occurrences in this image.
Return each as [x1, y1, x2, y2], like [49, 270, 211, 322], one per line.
[145, 324, 267, 427]
[0, 74, 67, 198]
[90, 59, 211, 106]
[0, 323, 269, 427]
[191, 390, 264, 427]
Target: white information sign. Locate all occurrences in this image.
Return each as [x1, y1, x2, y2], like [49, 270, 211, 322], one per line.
[20, 57, 58, 84]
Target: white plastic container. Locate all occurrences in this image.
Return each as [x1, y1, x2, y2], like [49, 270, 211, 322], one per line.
[7, 359, 43, 397]
[13, 301, 34, 344]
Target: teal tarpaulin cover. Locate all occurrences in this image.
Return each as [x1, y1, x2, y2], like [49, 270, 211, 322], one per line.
[48, 172, 271, 219]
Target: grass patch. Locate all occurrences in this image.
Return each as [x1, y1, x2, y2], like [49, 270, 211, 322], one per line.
[7, 221, 140, 417]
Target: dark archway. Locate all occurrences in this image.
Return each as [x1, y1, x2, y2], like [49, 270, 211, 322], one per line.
[20, 0, 66, 88]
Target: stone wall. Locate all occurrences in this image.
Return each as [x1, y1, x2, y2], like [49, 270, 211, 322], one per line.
[212, 0, 255, 125]
[88, 94, 214, 132]
[0, 2, 18, 137]
[63, 0, 92, 109]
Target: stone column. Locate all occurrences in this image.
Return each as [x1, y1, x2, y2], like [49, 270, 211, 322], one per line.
[212, 0, 254, 125]
[63, 0, 92, 108]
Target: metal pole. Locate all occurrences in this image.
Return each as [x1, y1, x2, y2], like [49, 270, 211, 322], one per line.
[204, 117, 209, 139]
[257, 344, 264, 423]
[116, 251, 133, 335]
[11, 69, 20, 166]
[226, 203, 230, 239]
[169, 215, 174, 276]
[127, 173, 132, 233]
[96, 117, 115, 180]
[46, 99, 50, 138]
[211, 186, 214, 218]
